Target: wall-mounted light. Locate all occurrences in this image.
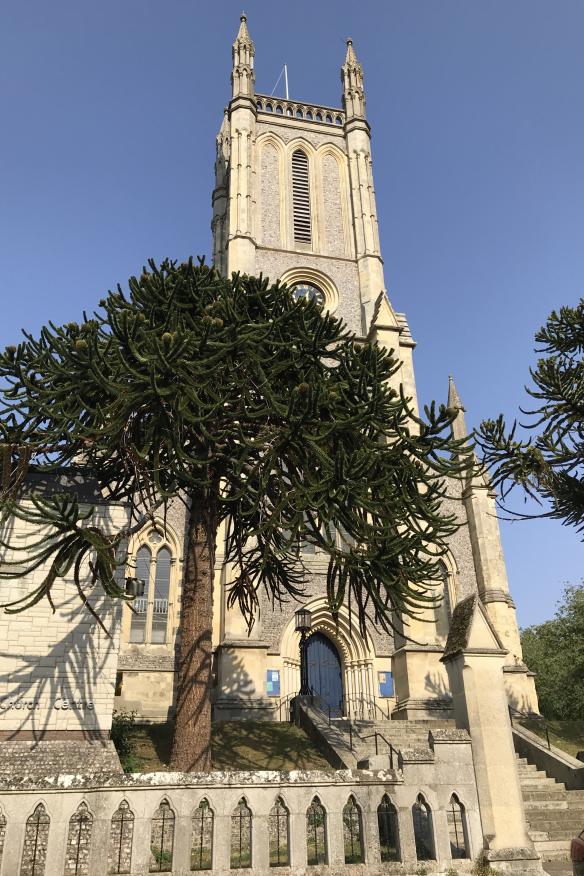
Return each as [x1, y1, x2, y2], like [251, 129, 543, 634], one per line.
[125, 577, 146, 598]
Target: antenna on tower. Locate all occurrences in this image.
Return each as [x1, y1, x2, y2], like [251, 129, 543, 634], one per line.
[270, 64, 289, 99]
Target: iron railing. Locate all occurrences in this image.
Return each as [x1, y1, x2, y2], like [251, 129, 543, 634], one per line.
[341, 694, 392, 722]
[273, 693, 298, 724]
[359, 731, 401, 769]
[131, 597, 168, 615]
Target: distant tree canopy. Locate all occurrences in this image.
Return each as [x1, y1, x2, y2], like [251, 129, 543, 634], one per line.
[477, 300, 584, 535]
[521, 583, 584, 720]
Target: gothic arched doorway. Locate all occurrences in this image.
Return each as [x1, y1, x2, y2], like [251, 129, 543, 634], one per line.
[306, 632, 343, 716]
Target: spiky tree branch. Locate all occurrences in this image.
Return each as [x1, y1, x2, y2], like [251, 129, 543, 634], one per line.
[476, 300, 584, 534]
[0, 257, 473, 768]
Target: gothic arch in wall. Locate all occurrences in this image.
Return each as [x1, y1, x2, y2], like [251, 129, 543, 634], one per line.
[278, 596, 376, 706]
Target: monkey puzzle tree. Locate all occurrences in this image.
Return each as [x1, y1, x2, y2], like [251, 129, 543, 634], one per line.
[477, 300, 584, 534]
[0, 259, 471, 771]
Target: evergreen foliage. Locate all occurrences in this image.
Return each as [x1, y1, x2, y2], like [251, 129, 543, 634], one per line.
[477, 300, 584, 534]
[520, 584, 584, 720]
[0, 258, 474, 769]
[0, 258, 471, 635]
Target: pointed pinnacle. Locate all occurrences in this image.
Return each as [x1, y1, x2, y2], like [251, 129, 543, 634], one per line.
[235, 11, 253, 46]
[345, 38, 358, 65]
[448, 375, 465, 412]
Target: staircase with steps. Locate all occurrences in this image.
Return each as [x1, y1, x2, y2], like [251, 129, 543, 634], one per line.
[348, 718, 456, 765]
[302, 705, 584, 875]
[300, 701, 455, 768]
[517, 754, 584, 876]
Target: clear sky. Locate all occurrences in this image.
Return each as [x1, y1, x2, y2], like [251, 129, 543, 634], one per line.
[1, 1, 582, 627]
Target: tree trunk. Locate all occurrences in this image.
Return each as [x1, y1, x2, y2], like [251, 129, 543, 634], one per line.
[169, 494, 217, 772]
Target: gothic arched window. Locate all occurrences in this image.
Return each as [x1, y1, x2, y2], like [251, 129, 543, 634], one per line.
[306, 797, 327, 865]
[343, 796, 364, 864]
[64, 802, 93, 876]
[127, 530, 175, 646]
[191, 799, 214, 871]
[291, 150, 311, 244]
[21, 803, 50, 876]
[149, 799, 175, 872]
[269, 797, 289, 867]
[231, 798, 252, 869]
[412, 794, 434, 861]
[377, 794, 400, 862]
[108, 800, 134, 875]
[447, 794, 469, 859]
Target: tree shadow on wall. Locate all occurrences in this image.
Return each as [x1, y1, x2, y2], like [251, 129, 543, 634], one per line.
[0, 587, 119, 744]
[423, 670, 453, 706]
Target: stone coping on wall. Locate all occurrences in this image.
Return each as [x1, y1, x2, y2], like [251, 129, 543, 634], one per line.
[0, 767, 400, 793]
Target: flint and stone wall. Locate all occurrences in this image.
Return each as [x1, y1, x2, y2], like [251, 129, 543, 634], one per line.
[0, 751, 482, 875]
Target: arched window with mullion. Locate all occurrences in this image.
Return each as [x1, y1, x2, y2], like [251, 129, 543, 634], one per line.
[412, 794, 434, 861]
[377, 794, 400, 862]
[129, 546, 151, 643]
[128, 540, 173, 645]
[447, 794, 469, 859]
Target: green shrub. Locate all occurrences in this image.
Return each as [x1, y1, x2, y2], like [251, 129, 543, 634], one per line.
[111, 710, 142, 772]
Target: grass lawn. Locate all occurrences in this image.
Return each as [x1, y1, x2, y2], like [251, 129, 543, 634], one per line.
[121, 721, 333, 772]
[518, 719, 584, 759]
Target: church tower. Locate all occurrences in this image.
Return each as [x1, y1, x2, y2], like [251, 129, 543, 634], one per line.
[207, 14, 539, 721]
[115, 15, 537, 725]
[212, 16, 418, 406]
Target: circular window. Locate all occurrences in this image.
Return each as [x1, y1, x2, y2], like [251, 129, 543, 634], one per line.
[291, 283, 325, 306]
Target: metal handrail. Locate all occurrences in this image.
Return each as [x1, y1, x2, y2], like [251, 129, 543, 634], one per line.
[307, 689, 341, 724]
[273, 693, 298, 723]
[508, 705, 552, 750]
[341, 694, 392, 722]
[305, 690, 355, 751]
[359, 731, 401, 769]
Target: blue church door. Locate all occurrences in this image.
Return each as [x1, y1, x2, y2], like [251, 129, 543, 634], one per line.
[306, 632, 343, 717]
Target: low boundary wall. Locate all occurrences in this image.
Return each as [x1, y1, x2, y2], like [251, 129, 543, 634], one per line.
[0, 765, 482, 876]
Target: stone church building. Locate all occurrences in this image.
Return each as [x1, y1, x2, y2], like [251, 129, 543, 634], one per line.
[114, 14, 538, 726]
[3, 17, 582, 876]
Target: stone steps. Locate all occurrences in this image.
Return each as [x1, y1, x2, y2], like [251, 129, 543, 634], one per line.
[346, 719, 455, 761]
[517, 753, 584, 875]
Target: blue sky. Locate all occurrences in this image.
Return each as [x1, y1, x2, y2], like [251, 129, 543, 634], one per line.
[1, 1, 582, 627]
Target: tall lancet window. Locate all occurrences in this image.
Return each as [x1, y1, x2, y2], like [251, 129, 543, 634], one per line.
[127, 529, 176, 646]
[292, 150, 311, 244]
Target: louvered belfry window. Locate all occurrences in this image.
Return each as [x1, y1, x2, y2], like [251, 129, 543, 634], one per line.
[292, 149, 311, 243]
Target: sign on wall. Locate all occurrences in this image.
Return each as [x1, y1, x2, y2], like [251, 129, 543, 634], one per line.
[266, 670, 280, 697]
[378, 671, 394, 698]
